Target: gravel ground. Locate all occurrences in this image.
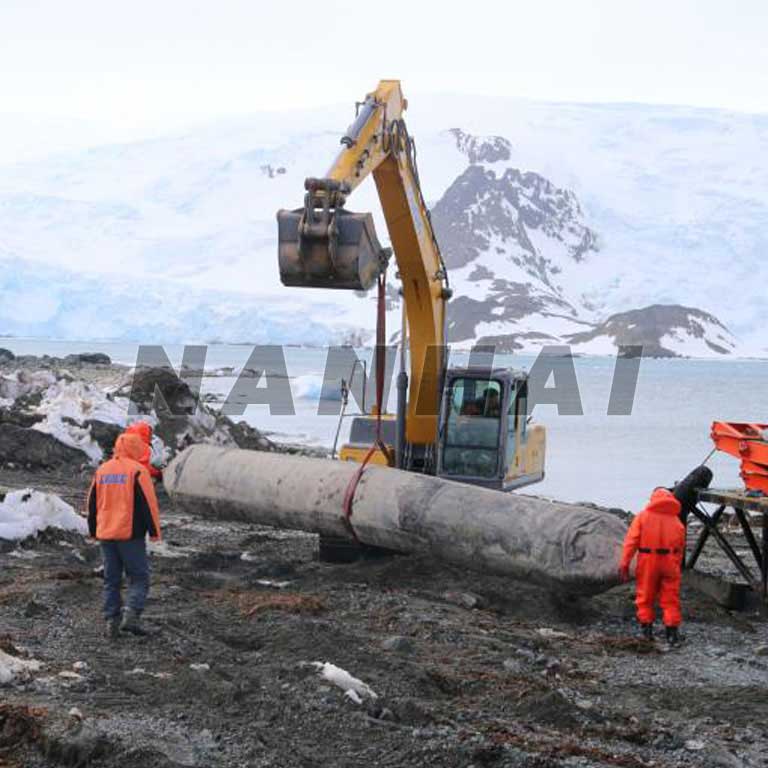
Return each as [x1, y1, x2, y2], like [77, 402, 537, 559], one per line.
[1, 468, 767, 768]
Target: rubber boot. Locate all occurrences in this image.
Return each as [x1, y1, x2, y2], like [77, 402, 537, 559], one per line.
[120, 608, 147, 636]
[105, 617, 120, 640]
[665, 626, 680, 647]
[641, 623, 654, 642]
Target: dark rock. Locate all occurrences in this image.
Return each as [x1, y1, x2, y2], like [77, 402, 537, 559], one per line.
[0, 348, 14, 364]
[381, 636, 415, 654]
[229, 419, 276, 452]
[391, 698, 434, 726]
[116, 367, 199, 417]
[12, 387, 46, 413]
[0, 424, 89, 469]
[24, 599, 50, 618]
[0, 408, 45, 428]
[42, 724, 113, 766]
[63, 352, 112, 366]
[515, 689, 581, 727]
[84, 419, 122, 456]
[113, 366, 291, 460]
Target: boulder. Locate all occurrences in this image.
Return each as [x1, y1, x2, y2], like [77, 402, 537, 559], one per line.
[0, 424, 89, 469]
[63, 353, 112, 366]
[117, 367, 198, 416]
[228, 419, 276, 452]
[83, 419, 123, 456]
[116, 367, 279, 455]
[0, 409, 45, 429]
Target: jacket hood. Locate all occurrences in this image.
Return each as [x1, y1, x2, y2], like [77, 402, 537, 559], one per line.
[125, 421, 153, 445]
[113, 433, 147, 463]
[646, 488, 681, 517]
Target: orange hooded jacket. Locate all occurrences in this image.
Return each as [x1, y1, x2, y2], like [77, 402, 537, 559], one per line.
[86, 433, 162, 541]
[124, 421, 162, 480]
[621, 488, 685, 627]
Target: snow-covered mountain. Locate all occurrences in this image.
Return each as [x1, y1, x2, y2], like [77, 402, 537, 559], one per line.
[566, 305, 738, 357]
[427, 129, 598, 351]
[0, 96, 765, 357]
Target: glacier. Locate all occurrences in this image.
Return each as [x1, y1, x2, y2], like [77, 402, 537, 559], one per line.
[0, 95, 765, 356]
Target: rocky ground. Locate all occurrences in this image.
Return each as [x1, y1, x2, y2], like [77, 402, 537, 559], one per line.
[1, 357, 767, 768]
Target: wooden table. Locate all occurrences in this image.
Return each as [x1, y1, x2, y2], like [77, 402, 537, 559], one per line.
[686, 488, 768, 599]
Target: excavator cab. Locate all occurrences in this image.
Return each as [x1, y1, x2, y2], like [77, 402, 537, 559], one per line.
[438, 369, 545, 491]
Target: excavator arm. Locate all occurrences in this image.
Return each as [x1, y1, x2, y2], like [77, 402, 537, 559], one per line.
[277, 80, 450, 448]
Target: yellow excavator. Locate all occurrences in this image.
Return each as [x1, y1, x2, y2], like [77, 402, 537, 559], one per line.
[277, 80, 545, 492]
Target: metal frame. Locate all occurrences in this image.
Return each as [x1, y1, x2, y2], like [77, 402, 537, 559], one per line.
[685, 488, 768, 599]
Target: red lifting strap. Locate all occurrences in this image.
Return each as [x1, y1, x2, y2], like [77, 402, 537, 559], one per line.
[341, 268, 393, 541]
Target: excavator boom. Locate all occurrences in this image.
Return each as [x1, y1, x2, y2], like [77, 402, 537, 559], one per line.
[277, 80, 449, 447]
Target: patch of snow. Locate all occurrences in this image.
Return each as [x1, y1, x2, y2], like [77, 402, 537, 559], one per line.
[0, 370, 57, 402]
[0, 489, 87, 541]
[148, 541, 196, 558]
[1, 369, 172, 464]
[0, 649, 43, 685]
[256, 579, 292, 589]
[9, 549, 41, 559]
[58, 670, 83, 681]
[345, 689, 364, 705]
[312, 662, 377, 702]
[31, 378, 129, 462]
[536, 627, 570, 639]
[659, 316, 736, 357]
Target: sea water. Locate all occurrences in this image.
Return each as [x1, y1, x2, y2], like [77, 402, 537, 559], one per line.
[3, 337, 767, 511]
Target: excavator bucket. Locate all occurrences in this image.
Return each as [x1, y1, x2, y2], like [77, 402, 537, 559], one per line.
[277, 207, 385, 291]
[278, 178, 388, 291]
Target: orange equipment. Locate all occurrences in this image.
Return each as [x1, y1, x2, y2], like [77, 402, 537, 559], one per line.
[711, 422, 768, 494]
[620, 489, 685, 628]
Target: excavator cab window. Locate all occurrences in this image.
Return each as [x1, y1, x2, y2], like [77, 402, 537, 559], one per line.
[441, 378, 503, 479]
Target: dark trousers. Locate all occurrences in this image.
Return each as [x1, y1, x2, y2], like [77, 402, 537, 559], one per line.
[100, 539, 150, 620]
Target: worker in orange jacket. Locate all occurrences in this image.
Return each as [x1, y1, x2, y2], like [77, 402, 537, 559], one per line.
[620, 488, 685, 646]
[123, 421, 163, 481]
[87, 433, 162, 638]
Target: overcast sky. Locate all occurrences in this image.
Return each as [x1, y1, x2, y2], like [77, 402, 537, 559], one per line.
[1, 0, 767, 141]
